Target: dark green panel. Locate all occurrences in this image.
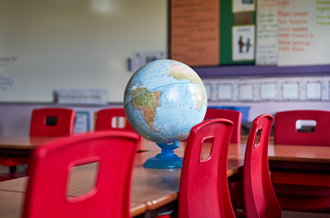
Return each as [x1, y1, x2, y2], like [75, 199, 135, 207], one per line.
[219, 0, 256, 65]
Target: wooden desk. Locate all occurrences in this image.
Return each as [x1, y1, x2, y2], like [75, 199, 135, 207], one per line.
[0, 137, 59, 156]
[268, 144, 330, 174]
[0, 136, 145, 156]
[144, 140, 330, 174]
[1, 139, 330, 217]
[143, 139, 330, 162]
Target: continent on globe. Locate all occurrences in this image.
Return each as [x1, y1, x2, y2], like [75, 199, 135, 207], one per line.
[130, 87, 160, 132]
[169, 64, 206, 110]
[169, 64, 204, 85]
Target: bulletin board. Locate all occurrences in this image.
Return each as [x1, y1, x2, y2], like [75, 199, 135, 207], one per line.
[169, 0, 256, 67]
[168, 0, 330, 77]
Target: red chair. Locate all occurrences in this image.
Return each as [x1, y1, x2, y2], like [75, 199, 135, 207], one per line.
[178, 118, 235, 218]
[95, 108, 144, 150]
[274, 110, 330, 146]
[203, 108, 243, 207]
[243, 114, 281, 218]
[0, 107, 76, 181]
[23, 131, 140, 218]
[29, 107, 76, 137]
[203, 108, 242, 144]
[272, 110, 330, 211]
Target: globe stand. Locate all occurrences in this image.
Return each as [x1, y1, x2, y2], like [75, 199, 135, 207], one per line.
[143, 140, 183, 169]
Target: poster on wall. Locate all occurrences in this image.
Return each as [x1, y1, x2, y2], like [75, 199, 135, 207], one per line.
[132, 51, 166, 73]
[170, 0, 219, 66]
[256, 0, 278, 65]
[232, 0, 255, 13]
[232, 25, 255, 61]
[277, 0, 330, 66]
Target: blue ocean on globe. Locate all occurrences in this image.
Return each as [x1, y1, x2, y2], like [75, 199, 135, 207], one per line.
[124, 59, 207, 144]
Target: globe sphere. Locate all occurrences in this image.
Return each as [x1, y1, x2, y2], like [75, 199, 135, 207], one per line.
[124, 59, 207, 144]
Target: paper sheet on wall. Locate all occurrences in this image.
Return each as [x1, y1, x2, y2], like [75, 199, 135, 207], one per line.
[232, 0, 255, 13]
[232, 25, 255, 61]
[277, 0, 330, 66]
[170, 0, 219, 66]
[256, 0, 278, 65]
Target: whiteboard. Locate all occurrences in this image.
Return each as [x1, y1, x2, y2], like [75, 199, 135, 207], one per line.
[0, 0, 167, 102]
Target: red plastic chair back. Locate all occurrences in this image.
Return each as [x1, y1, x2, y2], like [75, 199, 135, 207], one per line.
[30, 107, 75, 137]
[179, 118, 235, 218]
[95, 108, 135, 132]
[95, 108, 144, 150]
[243, 114, 281, 218]
[272, 110, 330, 207]
[23, 131, 140, 218]
[274, 110, 330, 146]
[204, 108, 242, 144]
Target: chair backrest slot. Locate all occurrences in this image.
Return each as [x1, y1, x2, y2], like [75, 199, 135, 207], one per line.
[66, 161, 99, 198]
[45, 116, 58, 126]
[199, 137, 214, 162]
[295, 119, 316, 132]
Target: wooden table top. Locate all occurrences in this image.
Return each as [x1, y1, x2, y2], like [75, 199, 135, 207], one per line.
[0, 136, 60, 150]
[144, 140, 330, 164]
[0, 136, 146, 151]
[0, 135, 257, 150]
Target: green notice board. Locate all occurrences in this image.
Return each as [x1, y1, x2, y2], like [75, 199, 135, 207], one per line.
[219, 0, 256, 65]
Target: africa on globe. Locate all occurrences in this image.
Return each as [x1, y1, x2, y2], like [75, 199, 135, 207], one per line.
[124, 59, 207, 144]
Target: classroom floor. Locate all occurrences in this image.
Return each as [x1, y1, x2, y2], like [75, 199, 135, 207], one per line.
[0, 166, 329, 217]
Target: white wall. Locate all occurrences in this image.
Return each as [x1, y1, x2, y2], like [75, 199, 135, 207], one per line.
[0, 0, 167, 102]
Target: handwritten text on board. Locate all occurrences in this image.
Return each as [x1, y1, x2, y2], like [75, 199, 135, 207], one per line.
[256, 0, 278, 65]
[0, 56, 17, 91]
[277, 0, 330, 66]
[170, 0, 219, 66]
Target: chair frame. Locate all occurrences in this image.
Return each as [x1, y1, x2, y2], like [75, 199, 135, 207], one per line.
[204, 108, 242, 144]
[243, 114, 281, 218]
[94, 108, 144, 150]
[30, 107, 76, 137]
[23, 131, 139, 218]
[178, 118, 235, 218]
[273, 110, 330, 211]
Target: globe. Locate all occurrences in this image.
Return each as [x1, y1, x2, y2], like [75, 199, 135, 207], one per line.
[124, 59, 207, 168]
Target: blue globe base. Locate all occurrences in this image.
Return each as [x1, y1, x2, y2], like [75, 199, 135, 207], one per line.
[143, 141, 183, 169]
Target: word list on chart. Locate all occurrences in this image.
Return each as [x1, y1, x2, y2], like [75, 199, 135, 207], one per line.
[256, 0, 278, 65]
[277, 0, 330, 66]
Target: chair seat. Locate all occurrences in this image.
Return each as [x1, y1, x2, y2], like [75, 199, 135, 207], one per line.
[273, 184, 330, 211]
